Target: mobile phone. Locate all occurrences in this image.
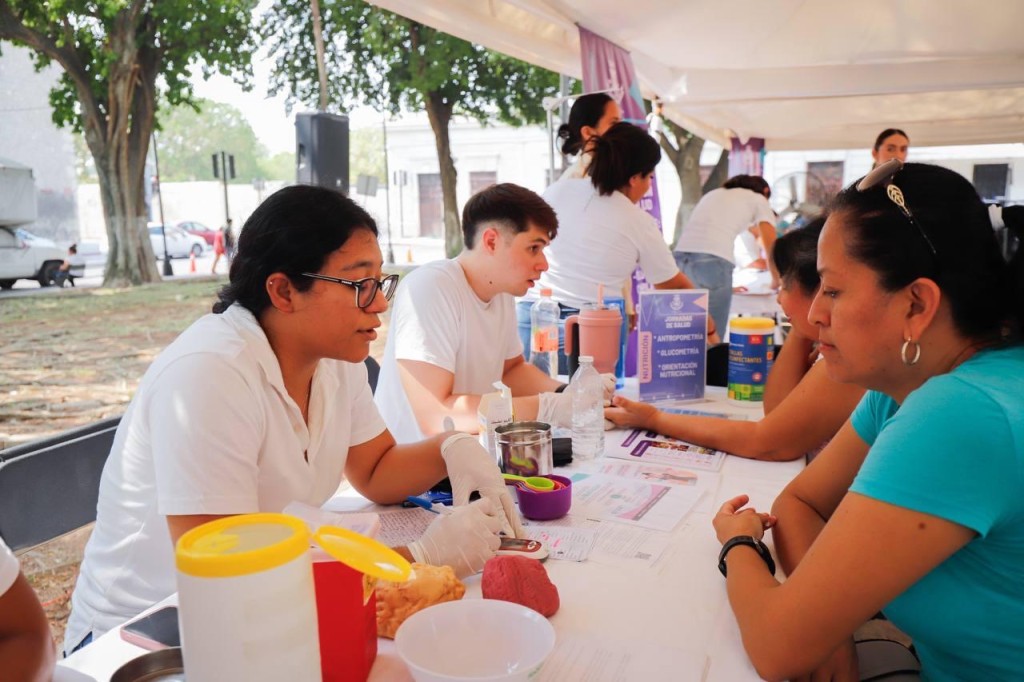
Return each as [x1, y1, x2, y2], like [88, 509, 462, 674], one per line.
[120, 606, 181, 651]
[497, 537, 549, 561]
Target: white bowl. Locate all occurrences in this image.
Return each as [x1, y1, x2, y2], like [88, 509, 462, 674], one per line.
[394, 598, 556, 682]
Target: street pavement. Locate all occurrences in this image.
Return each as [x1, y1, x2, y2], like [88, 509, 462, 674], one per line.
[0, 253, 226, 299]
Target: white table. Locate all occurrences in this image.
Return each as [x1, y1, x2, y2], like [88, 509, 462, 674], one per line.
[57, 388, 799, 681]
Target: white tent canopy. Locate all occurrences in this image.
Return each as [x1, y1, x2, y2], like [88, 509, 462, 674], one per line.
[365, 0, 1024, 150]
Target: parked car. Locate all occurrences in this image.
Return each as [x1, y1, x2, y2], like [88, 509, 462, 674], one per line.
[148, 224, 205, 259]
[0, 225, 66, 288]
[176, 220, 217, 247]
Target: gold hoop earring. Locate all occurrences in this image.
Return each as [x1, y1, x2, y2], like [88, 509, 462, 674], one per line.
[901, 338, 921, 366]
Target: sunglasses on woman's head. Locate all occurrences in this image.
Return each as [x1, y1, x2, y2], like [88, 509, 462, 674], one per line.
[856, 159, 939, 258]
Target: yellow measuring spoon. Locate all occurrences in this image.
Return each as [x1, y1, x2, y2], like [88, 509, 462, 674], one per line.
[502, 473, 556, 491]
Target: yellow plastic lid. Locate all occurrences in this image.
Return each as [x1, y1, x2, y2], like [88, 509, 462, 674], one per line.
[729, 316, 776, 331]
[314, 525, 411, 583]
[176, 513, 310, 578]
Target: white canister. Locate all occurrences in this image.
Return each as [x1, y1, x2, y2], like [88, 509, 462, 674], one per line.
[175, 513, 321, 682]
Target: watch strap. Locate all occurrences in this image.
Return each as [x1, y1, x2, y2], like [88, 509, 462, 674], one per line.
[718, 535, 776, 577]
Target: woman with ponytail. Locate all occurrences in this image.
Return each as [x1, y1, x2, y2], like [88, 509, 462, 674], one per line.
[555, 92, 621, 180]
[518, 122, 715, 373]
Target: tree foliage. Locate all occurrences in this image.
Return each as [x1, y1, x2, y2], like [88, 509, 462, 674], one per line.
[262, 0, 559, 256]
[0, 0, 258, 285]
[156, 99, 271, 183]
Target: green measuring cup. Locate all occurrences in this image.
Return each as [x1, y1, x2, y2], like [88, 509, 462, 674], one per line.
[502, 473, 555, 491]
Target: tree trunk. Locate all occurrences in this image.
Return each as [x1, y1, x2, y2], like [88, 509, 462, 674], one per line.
[424, 91, 460, 258]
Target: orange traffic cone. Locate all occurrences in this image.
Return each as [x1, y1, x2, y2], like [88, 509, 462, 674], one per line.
[189, 252, 197, 273]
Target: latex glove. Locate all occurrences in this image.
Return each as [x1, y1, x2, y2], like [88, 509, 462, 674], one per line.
[407, 498, 503, 578]
[440, 433, 526, 538]
[537, 391, 573, 428]
[599, 373, 617, 404]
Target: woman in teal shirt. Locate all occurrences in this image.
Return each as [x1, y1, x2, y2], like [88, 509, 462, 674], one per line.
[711, 161, 1024, 681]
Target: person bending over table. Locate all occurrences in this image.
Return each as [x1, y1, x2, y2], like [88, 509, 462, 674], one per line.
[605, 217, 864, 461]
[64, 186, 523, 656]
[0, 537, 54, 681]
[713, 161, 1024, 681]
[375, 183, 613, 443]
[519, 122, 718, 375]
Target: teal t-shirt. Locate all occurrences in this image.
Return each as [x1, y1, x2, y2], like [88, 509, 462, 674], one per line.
[850, 345, 1024, 682]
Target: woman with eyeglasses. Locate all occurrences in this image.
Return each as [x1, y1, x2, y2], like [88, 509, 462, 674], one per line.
[604, 217, 865, 461]
[713, 161, 1024, 681]
[64, 185, 521, 655]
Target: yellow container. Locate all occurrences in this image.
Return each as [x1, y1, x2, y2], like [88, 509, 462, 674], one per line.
[727, 316, 776, 404]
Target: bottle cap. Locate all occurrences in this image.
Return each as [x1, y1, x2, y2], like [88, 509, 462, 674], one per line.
[540, 288, 553, 296]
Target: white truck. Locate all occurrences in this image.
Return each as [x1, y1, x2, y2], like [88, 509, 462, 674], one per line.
[0, 157, 66, 288]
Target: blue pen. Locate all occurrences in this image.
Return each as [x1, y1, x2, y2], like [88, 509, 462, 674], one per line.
[404, 496, 452, 515]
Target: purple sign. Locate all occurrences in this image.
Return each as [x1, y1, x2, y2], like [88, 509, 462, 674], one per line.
[638, 290, 709, 402]
[579, 26, 666, 378]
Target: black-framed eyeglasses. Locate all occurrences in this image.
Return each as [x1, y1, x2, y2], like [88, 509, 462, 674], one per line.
[300, 272, 400, 308]
[856, 158, 939, 258]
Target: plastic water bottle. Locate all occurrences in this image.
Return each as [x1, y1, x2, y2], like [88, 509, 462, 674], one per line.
[570, 355, 604, 460]
[530, 288, 560, 378]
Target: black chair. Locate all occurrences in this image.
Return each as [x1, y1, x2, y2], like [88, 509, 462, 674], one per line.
[364, 356, 380, 394]
[0, 416, 120, 552]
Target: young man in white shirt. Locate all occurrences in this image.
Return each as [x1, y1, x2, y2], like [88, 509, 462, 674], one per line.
[0, 537, 54, 680]
[375, 183, 611, 442]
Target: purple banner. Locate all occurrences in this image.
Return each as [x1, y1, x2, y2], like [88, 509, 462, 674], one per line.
[638, 289, 709, 402]
[728, 137, 766, 177]
[579, 26, 665, 377]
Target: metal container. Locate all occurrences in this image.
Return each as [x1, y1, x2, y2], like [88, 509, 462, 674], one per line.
[111, 647, 185, 682]
[496, 421, 553, 477]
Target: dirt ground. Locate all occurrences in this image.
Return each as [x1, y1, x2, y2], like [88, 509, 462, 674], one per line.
[0, 278, 389, 647]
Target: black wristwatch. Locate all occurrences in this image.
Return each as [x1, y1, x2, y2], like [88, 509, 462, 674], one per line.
[718, 536, 776, 577]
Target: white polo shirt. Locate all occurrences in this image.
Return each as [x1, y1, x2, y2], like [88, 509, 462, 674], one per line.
[527, 178, 679, 309]
[65, 304, 386, 651]
[0, 537, 19, 597]
[374, 259, 523, 443]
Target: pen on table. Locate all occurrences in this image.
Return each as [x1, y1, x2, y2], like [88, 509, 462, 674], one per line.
[405, 496, 453, 515]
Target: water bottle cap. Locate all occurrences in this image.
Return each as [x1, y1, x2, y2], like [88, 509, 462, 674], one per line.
[540, 288, 553, 296]
[579, 355, 594, 364]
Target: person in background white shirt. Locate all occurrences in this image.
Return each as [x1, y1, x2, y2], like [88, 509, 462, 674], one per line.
[521, 122, 717, 374]
[0, 536, 54, 681]
[64, 186, 521, 656]
[375, 183, 610, 443]
[556, 92, 622, 181]
[674, 175, 777, 335]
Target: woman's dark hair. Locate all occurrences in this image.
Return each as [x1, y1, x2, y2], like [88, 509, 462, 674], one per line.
[213, 185, 378, 316]
[830, 162, 1023, 341]
[557, 93, 614, 156]
[588, 122, 661, 197]
[771, 216, 826, 296]
[873, 128, 909, 151]
[723, 174, 771, 198]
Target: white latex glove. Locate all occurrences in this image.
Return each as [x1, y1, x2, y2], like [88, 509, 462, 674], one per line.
[537, 391, 573, 428]
[599, 373, 617, 404]
[440, 433, 526, 538]
[407, 498, 503, 578]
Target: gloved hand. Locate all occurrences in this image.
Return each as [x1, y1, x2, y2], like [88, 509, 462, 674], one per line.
[537, 391, 573, 428]
[407, 498, 503, 578]
[440, 433, 526, 538]
[599, 373, 617, 404]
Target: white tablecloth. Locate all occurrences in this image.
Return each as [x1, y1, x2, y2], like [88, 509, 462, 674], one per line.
[57, 388, 796, 681]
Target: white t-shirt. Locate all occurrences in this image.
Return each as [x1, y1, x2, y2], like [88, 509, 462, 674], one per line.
[65, 304, 386, 651]
[0, 537, 19, 597]
[675, 187, 776, 263]
[526, 178, 678, 309]
[374, 259, 523, 443]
